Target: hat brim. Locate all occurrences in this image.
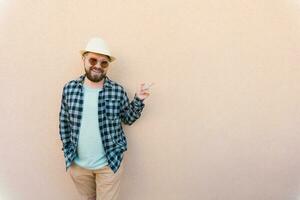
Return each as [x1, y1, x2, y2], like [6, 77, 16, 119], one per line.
[80, 50, 116, 62]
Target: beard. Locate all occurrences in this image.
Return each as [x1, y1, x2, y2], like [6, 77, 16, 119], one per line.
[84, 67, 106, 82]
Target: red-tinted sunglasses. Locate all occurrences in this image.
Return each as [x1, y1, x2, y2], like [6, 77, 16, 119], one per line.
[88, 57, 110, 68]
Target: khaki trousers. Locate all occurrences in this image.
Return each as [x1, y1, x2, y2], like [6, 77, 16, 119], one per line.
[69, 162, 124, 200]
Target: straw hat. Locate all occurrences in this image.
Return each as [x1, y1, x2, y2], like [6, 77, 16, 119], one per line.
[80, 37, 116, 62]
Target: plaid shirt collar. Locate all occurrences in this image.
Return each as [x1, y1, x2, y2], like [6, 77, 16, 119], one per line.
[75, 74, 114, 89]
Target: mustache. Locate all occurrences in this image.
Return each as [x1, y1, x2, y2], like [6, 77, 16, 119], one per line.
[90, 67, 104, 73]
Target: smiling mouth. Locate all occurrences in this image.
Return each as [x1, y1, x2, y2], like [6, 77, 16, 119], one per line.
[92, 69, 101, 73]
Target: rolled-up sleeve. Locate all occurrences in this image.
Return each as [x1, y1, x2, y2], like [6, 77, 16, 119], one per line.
[120, 89, 145, 125]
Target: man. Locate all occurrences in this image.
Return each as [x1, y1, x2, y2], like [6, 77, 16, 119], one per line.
[59, 37, 150, 200]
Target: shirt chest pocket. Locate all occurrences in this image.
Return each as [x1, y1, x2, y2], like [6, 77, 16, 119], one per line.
[104, 99, 121, 120]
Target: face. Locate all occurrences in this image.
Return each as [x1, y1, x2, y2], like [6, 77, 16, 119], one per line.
[82, 52, 111, 82]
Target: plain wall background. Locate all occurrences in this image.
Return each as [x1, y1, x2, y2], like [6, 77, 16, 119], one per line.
[0, 0, 300, 199]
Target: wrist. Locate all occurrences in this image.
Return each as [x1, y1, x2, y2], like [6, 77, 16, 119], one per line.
[134, 94, 144, 102]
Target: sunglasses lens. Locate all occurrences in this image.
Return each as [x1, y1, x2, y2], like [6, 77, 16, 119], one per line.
[88, 58, 97, 66]
[101, 61, 109, 68]
[88, 57, 109, 68]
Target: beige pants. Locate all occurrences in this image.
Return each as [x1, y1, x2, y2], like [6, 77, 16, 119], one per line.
[69, 162, 124, 200]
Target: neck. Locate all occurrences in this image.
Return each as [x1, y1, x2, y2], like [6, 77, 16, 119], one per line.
[83, 76, 105, 89]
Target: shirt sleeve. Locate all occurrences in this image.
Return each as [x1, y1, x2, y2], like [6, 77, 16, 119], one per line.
[59, 86, 72, 154]
[119, 88, 145, 125]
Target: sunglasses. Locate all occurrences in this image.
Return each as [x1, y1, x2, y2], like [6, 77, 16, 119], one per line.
[87, 57, 110, 68]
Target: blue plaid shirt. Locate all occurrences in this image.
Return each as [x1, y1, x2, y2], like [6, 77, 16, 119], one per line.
[59, 74, 145, 173]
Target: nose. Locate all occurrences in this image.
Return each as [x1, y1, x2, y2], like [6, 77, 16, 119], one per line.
[92, 65, 104, 72]
[95, 61, 105, 69]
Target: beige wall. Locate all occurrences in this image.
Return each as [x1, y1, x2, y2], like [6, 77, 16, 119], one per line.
[1, 0, 300, 199]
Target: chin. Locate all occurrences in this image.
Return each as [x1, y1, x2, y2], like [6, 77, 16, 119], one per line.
[87, 73, 106, 82]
